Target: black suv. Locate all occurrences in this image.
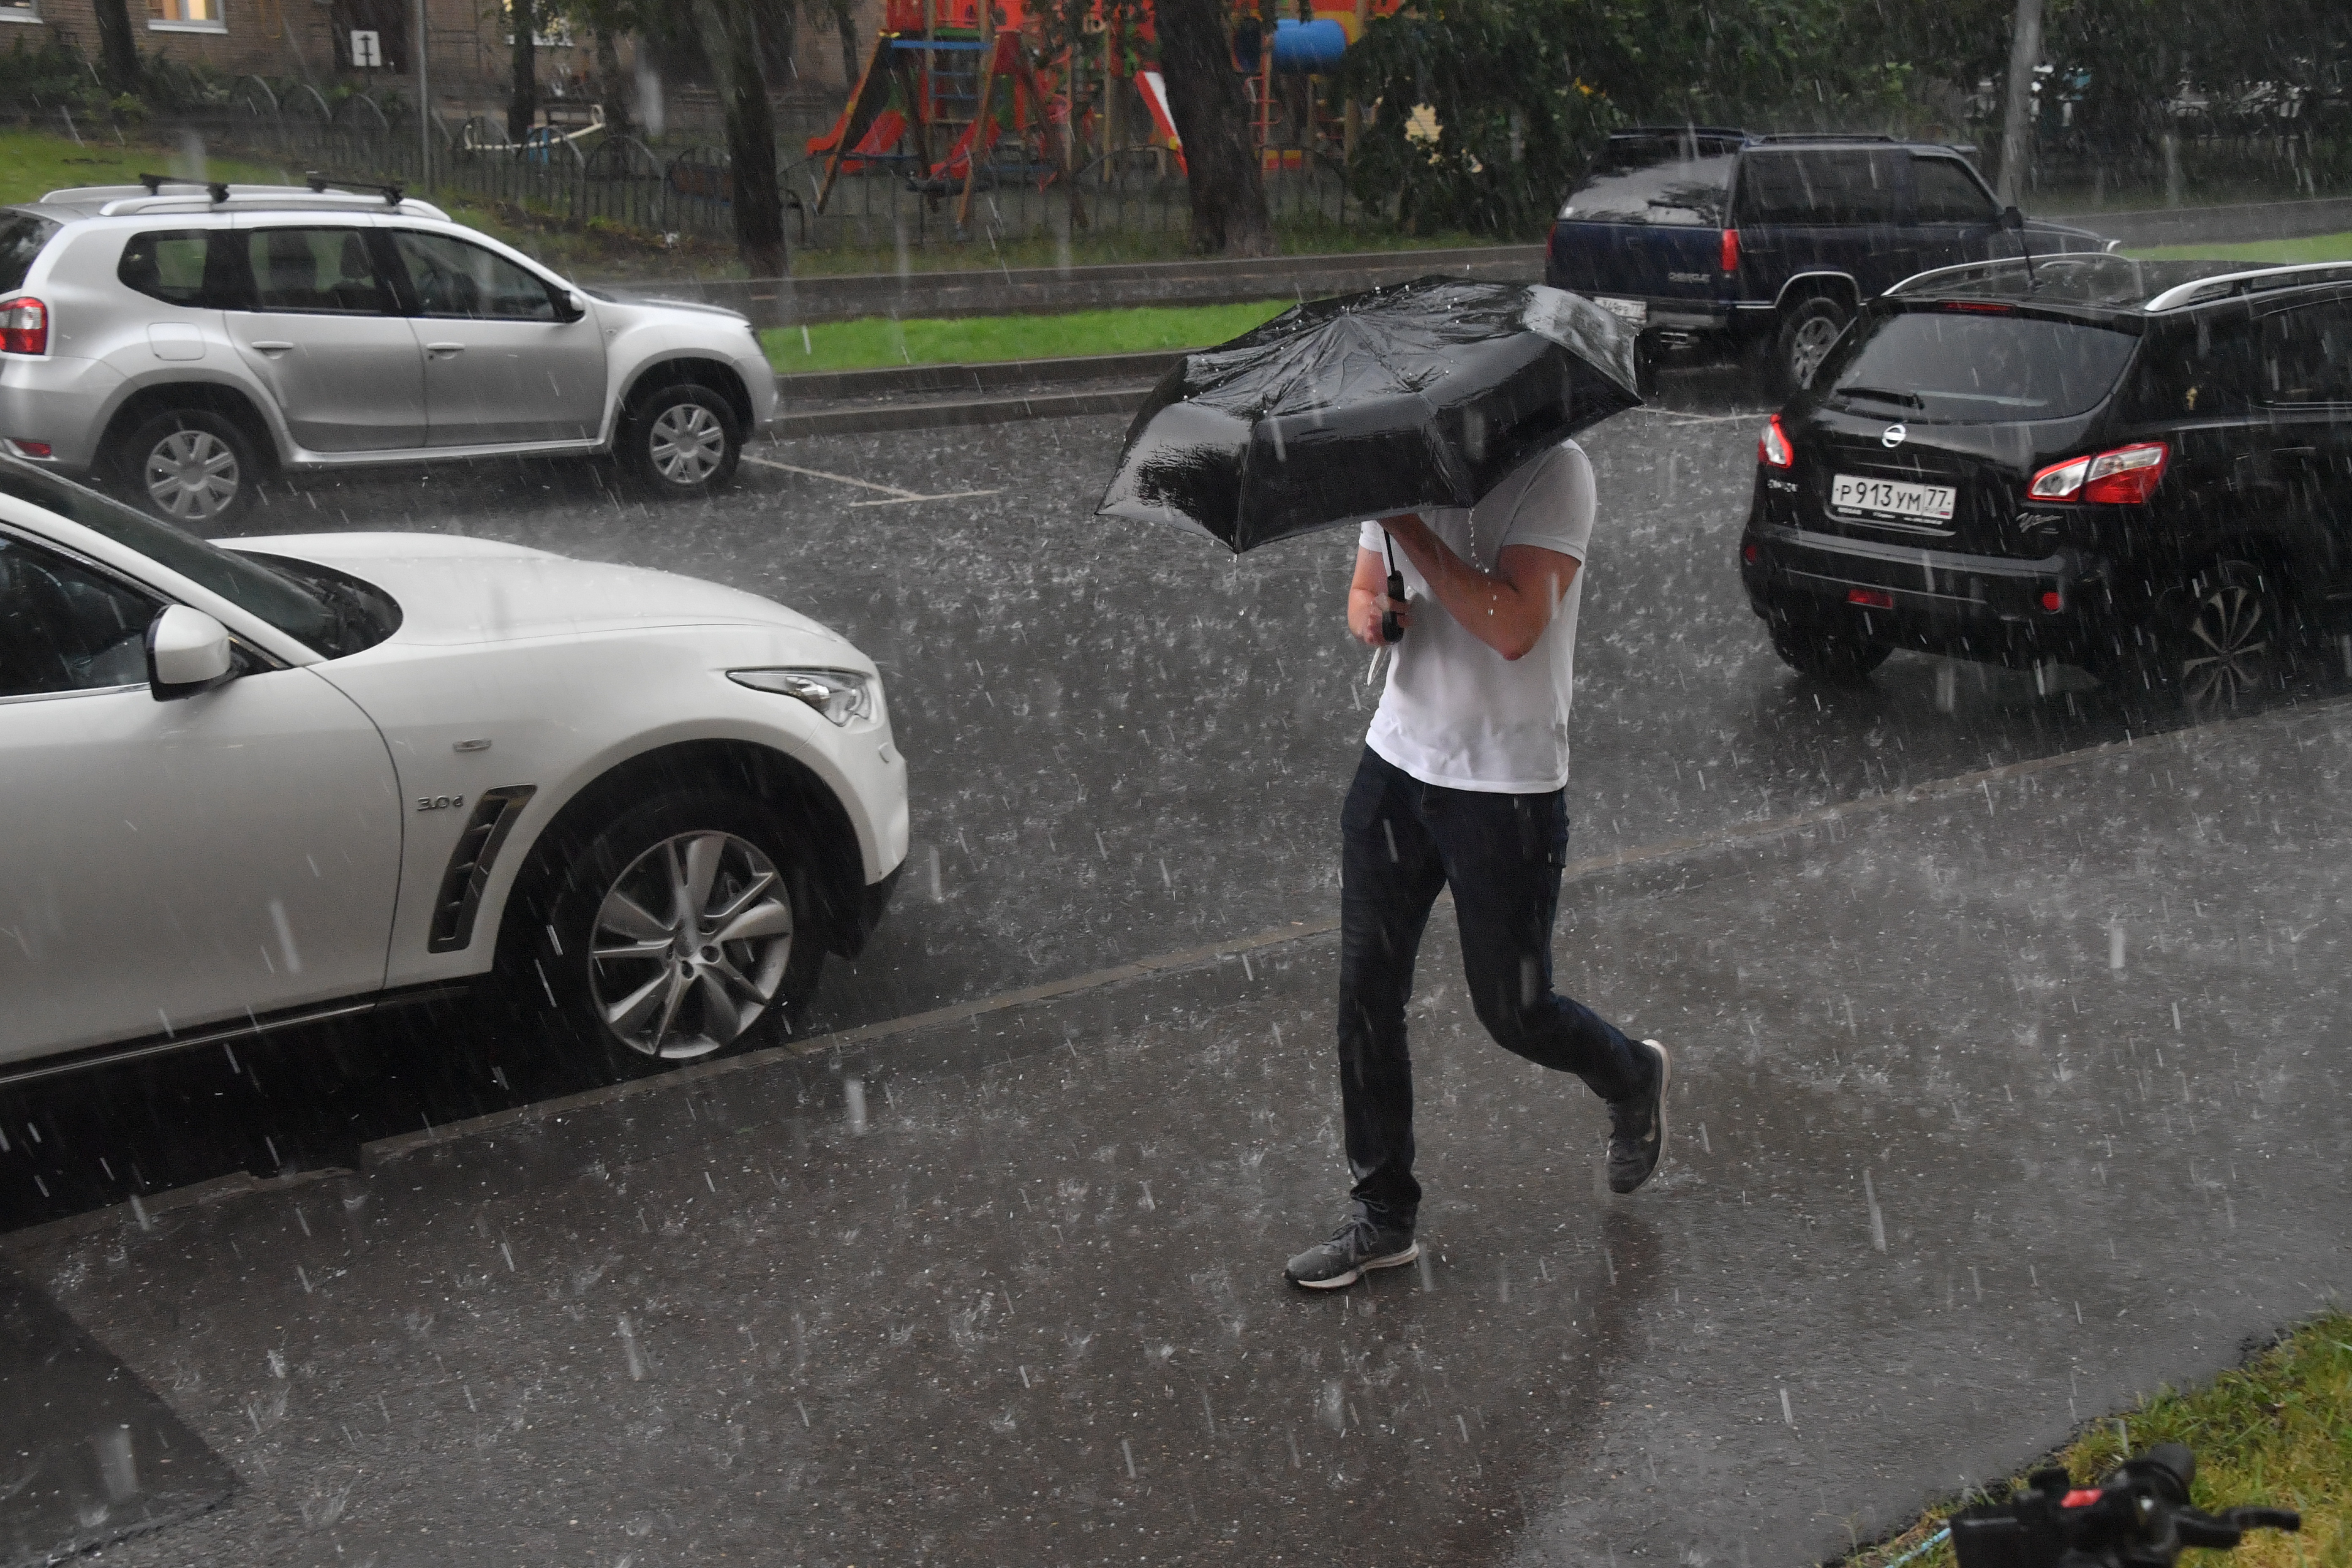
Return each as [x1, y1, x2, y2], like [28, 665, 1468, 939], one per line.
[1739, 255, 2352, 709]
[1545, 129, 2108, 394]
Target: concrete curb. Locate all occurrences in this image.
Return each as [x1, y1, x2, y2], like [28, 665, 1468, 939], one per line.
[598, 243, 1547, 326]
[774, 349, 1182, 402]
[2052, 194, 2352, 249]
[770, 383, 1152, 438]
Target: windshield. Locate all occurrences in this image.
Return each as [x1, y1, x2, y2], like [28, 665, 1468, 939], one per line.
[1824, 310, 2140, 422]
[1563, 146, 1737, 226]
[0, 212, 60, 293]
[0, 462, 392, 657]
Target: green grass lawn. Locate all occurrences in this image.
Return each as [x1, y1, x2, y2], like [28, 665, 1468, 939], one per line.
[0, 129, 289, 207]
[763, 299, 1293, 375]
[1845, 1310, 2351, 1568]
[2126, 230, 2352, 264]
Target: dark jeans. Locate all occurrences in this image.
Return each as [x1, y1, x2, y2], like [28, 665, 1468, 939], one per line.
[1337, 747, 1644, 1225]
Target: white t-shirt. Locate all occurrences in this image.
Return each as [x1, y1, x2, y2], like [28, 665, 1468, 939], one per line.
[1358, 440, 1595, 794]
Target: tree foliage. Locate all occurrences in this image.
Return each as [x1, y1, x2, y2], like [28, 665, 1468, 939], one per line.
[1342, 0, 1918, 237]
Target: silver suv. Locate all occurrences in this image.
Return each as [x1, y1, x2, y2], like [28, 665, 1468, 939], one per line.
[0, 179, 777, 525]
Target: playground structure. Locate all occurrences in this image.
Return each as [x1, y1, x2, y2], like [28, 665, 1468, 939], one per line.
[806, 0, 1401, 227]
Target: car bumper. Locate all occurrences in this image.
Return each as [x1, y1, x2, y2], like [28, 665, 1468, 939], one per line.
[1740, 521, 2102, 663]
[837, 858, 904, 958]
[0, 355, 124, 472]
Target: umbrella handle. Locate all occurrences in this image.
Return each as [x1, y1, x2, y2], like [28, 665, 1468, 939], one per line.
[1381, 534, 1406, 644]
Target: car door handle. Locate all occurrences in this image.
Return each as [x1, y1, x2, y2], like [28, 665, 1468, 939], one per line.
[425, 342, 466, 356]
[2275, 446, 2319, 460]
[251, 340, 295, 353]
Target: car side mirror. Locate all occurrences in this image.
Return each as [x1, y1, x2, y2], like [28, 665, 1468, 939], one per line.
[2001, 204, 2025, 231]
[560, 289, 588, 322]
[147, 604, 236, 700]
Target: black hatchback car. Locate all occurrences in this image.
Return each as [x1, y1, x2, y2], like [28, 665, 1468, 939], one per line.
[1739, 254, 2352, 708]
[1546, 129, 2108, 395]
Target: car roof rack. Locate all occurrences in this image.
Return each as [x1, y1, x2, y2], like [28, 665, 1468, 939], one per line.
[1609, 125, 1752, 141]
[136, 172, 231, 203]
[1753, 132, 1906, 144]
[304, 171, 408, 206]
[2142, 260, 2352, 313]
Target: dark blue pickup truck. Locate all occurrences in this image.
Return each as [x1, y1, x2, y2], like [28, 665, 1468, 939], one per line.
[1545, 129, 2111, 395]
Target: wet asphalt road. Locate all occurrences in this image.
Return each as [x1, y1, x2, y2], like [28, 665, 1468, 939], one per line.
[6, 373, 2352, 1565]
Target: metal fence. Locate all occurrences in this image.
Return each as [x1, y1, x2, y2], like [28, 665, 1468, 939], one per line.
[178, 80, 1382, 259]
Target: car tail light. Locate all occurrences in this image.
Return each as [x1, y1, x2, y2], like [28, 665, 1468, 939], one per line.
[1847, 587, 1894, 609]
[2082, 441, 2168, 504]
[2027, 441, 2167, 504]
[1742, 542, 1760, 565]
[0, 297, 46, 355]
[9, 439, 52, 457]
[1940, 300, 2014, 314]
[2040, 590, 2064, 612]
[1758, 414, 1793, 468]
[1720, 228, 1740, 273]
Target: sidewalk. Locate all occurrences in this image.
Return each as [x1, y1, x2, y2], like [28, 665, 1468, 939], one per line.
[9, 697, 2351, 1566]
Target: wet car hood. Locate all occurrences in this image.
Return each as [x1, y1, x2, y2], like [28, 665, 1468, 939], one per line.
[218, 532, 844, 649]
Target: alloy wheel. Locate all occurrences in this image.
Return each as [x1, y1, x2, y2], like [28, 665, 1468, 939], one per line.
[1789, 315, 1843, 389]
[588, 830, 795, 1060]
[143, 429, 241, 522]
[648, 403, 726, 486]
[2176, 577, 2273, 712]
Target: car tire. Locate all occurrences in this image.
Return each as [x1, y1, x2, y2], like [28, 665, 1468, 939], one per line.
[2150, 559, 2282, 717]
[117, 408, 260, 529]
[1770, 297, 1850, 399]
[503, 788, 823, 1075]
[1767, 617, 1891, 684]
[623, 384, 742, 498]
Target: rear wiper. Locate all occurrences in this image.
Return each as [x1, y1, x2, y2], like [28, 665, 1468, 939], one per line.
[1834, 386, 1923, 408]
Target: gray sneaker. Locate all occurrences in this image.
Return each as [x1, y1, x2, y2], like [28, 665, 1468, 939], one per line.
[1606, 1038, 1672, 1194]
[1284, 1214, 1419, 1290]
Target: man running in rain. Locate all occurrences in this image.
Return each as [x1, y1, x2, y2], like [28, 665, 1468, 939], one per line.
[1285, 438, 1671, 1290]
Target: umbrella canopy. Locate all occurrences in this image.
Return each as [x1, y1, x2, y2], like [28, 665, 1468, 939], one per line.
[1096, 278, 1642, 554]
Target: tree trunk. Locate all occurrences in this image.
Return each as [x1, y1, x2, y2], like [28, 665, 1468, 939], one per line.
[829, 0, 860, 84]
[751, 0, 796, 88]
[1995, 0, 2044, 207]
[695, 0, 790, 276]
[507, 0, 539, 146]
[90, 0, 142, 96]
[1152, 0, 1276, 256]
[595, 27, 633, 136]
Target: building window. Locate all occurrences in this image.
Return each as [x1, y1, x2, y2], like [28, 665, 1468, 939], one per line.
[149, 0, 226, 30]
[0, 0, 43, 24]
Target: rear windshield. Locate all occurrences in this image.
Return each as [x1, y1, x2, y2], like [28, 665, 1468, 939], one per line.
[0, 213, 61, 294]
[1563, 144, 1737, 226]
[1824, 310, 2140, 422]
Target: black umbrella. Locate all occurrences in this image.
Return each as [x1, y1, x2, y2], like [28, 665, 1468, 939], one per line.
[1095, 276, 1643, 556]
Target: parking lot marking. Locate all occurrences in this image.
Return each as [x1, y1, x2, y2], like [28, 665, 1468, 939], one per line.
[1628, 408, 1759, 425]
[744, 454, 1000, 506]
[848, 490, 1001, 508]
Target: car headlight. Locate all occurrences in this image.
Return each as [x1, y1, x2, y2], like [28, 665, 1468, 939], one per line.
[728, 667, 876, 725]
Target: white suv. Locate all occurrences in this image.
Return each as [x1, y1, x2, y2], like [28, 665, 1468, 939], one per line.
[0, 180, 778, 525]
[0, 460, 908, 1082]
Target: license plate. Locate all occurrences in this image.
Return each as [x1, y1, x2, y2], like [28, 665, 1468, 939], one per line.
[1831, 473, 1955, 524]
[1595, 296, 1647, 326]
